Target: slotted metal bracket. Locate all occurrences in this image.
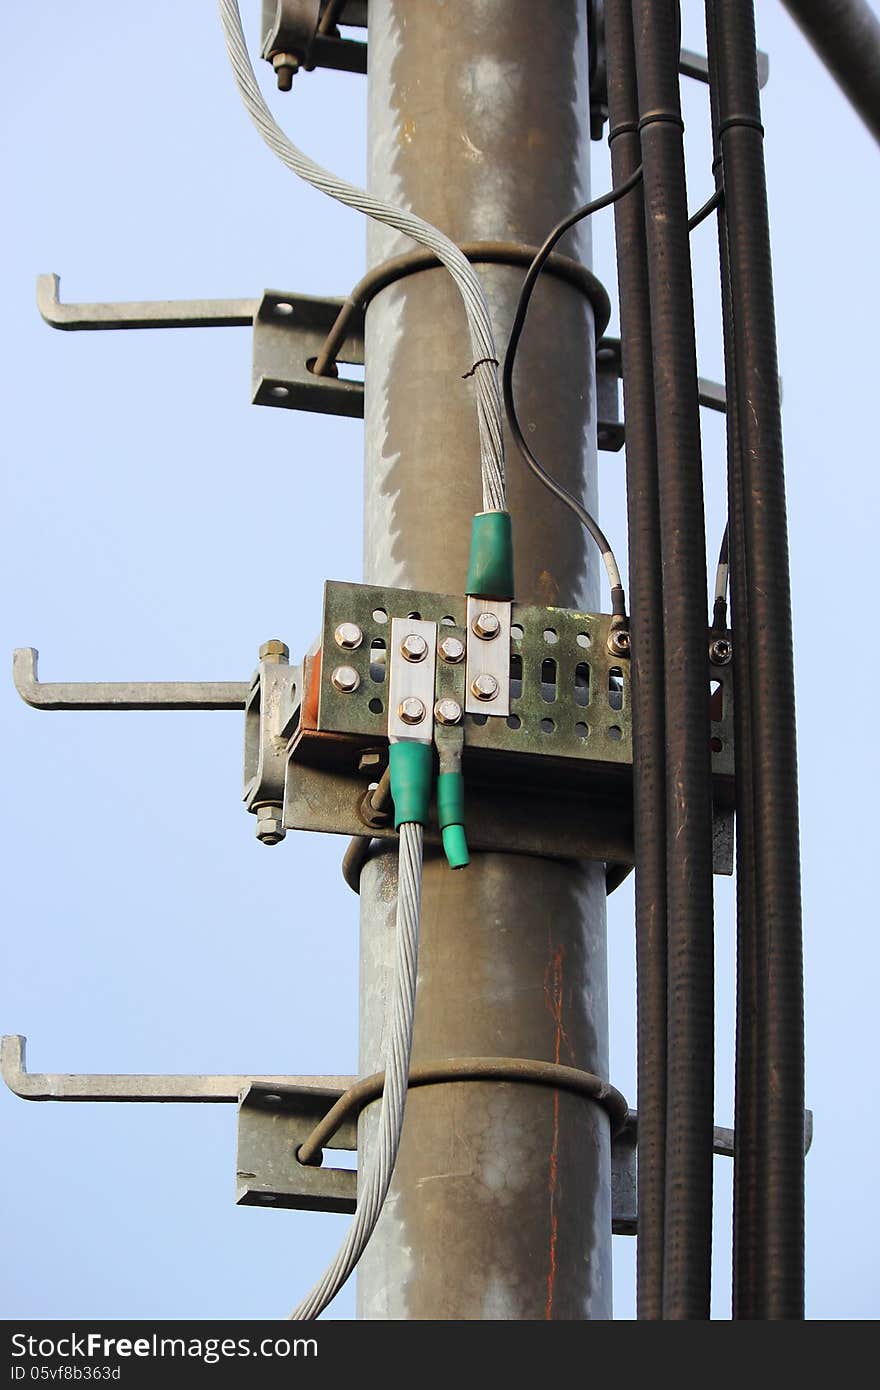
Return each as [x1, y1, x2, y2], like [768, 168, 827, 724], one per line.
[282, 580, 734, 872]
[251, 290, 364, 415]
[237, 1082, 358, 1212]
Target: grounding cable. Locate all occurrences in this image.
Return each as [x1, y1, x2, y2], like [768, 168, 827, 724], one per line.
[218, 0, 506, 513]
[502, 167, 644, 617]
[712, 522, 731, 630]
[289, 819, 424, 1320]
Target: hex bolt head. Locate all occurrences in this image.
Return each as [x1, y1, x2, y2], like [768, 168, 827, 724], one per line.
[434, 697, 463, 725]
[400, 633, 429, 663]
[256, 805, 286, 846]
[334, 622, 363, 651]
[709, 637, 733, 666]
[259, 639, 289, 664]
[398, 696, 427, 725]
[439, 635, 466, 664]
[472, 611, 501, 640]
[607, 627, 631, 657]
[471, 673, 500, 702]
[331, 665, 360, 693]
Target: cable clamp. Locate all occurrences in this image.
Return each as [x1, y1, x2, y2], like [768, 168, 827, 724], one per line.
[637, 109, 685, 133]
[607, 119, 640, 144]
[717, 114, 765, 139]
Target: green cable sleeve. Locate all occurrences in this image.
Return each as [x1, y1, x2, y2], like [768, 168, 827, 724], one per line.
[389, 741, 433, 828]
[437, 770, 469, 869]
[465, 511, 515, 599]
[437, 771, 465, 828]
[441, 824, 470, 870]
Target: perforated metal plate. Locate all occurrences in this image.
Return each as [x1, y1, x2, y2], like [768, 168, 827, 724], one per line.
[308, 580, 733, 794]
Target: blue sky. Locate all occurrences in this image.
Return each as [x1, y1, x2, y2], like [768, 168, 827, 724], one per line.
[1, 1, 877, 1320]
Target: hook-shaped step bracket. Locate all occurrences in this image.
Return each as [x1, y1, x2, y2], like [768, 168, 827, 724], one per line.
[1, 1036, 811, 1226]
[36, 274, 364, 419]
[1, 1034, 358, 1213]
[13, 648, 249, 711]
[36, 273, 257, 332]
[0, 1034, 350, 1103]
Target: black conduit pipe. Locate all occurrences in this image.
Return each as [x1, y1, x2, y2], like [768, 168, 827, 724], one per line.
[707, 0, 805, 1320]
[700, 8, 761, 1312]
[632, 0, 716, 1321]
[705, 2, 762, 1320]
[605, 0, 668, 1322]
[780, 0, 880, 145]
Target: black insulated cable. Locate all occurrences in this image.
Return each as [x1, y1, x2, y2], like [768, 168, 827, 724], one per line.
[688, 186, 722, 232]
[502, 167, 645, 619]
[707, 0, 805, 1321]
[632, 0, 716, 1321]
[712, 522, 730, 631]
[605, 0, 668, 1322]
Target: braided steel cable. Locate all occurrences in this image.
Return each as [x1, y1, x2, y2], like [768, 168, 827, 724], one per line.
[290, 821, 423, 1320]
[218, 0, 506, 512]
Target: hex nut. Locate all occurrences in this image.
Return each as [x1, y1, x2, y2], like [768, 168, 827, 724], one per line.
[471, 673, 500, 702]
[400, 633, 429, 662]
[607, 628, 631, 657]
[331, 665, 360, 693]
[260, 639, 289, 663]
[434, 697, 463, 725]
[272, 52, 299, 91]
[709, 637, 733, 666]
[472, 611, 501, 640]
[398, 696, 427, 725]
[256, 805, 285, 845]
[334, 622, 364, 651]
[439, 636, 466, 664]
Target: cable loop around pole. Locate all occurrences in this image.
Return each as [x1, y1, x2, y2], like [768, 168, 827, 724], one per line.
[296, 1056, 630, 1169]
[312, 241, 612, 379]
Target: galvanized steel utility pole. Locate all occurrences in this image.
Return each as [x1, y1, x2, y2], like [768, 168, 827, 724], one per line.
[21, 0, 878, 1322]
[357, 0, 611, 1319]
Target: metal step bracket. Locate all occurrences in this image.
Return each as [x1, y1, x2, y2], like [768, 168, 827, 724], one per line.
[13, 647, 248, 712]
[2, 1036, 809, 1235]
